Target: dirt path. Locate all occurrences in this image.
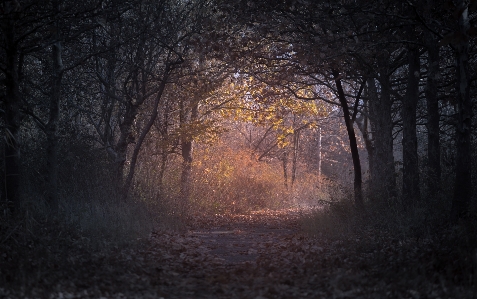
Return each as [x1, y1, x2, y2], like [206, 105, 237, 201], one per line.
[5, 209, 473, 299]
[188, 210, 301, 264]
[144, 210, 312, 298]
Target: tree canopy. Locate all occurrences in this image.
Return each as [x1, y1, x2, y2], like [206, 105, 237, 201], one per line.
[1, 0, 476, 219]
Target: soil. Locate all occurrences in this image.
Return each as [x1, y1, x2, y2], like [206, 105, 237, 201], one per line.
[1, 209, 475, 298]
[188, 210, 301, 264]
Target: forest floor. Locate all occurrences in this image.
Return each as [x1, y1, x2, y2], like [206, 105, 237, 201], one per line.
[1, 208, 476, 298]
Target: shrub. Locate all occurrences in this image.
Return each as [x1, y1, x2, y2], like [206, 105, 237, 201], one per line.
[189, 144, 288, 214]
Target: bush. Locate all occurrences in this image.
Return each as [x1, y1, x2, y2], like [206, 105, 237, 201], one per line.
[189, 144, 287, 214]
[0, 134, 177, 289]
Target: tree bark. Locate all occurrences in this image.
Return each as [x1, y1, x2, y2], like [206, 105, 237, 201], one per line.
[115, 34, 150, 194]
[402, 44, 421, 207]
[93, 23, 123, 189]
[158, 150, 168, 195]
[156, 99, 171, 195]
[114, 101, 137, 190]
[122, 64, 171, 198]
[179, 99, 198, 216]
[291, 129, 300, 188]
[424, 36, 441, 199]
[45, 8, 64, 213]
[282, 151, 288, 190]
[180, 138, 193, 215]
[3, 15, 23, 215]
[369, 67, 397, 201]
[355, 98, 374, 195]
[452, 0, 473, 221]
[317, 127, 322, 187]
[332, 70, 363, 208]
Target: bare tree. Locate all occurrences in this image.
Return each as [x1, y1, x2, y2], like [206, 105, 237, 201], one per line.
[451, 0, 473, 220]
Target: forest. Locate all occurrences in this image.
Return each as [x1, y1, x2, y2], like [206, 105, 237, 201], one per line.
[1, 0, 476, 298]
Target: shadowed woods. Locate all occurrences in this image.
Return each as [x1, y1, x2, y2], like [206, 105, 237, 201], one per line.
[1, 0, 477, 298]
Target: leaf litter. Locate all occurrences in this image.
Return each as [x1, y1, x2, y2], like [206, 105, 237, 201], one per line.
[1, 208, 475, 298]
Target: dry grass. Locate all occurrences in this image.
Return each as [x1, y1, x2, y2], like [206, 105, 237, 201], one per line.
[0, 186, 177, 290]
[189, 145, 288, 214]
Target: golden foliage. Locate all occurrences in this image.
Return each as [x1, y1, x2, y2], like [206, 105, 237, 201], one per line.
[189, 143, 287, 214]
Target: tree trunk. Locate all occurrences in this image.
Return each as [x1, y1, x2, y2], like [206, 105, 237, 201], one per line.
[317, 127, 322, 187]
[157, 99, 171, 196]
[424, 36, 441, 199]
[180, 138, 193, 215]
[355, 98, 374, 195]
[158, 151, 168, 195]
[115, 102, 137, 191]
[369, 71, 396, 201]
[94, 23, 122, 189]
[402, 44, 421, 207]
[291, 129, 300, 188]
[122, 64, 171, 198]
[179, 99, 198, 216]
[452, 0, 473, 221]
[101, 51, 118, 167]
[45, 25, 64, 214]
[110, 30, 149, 195]
[3, 16, 23, 215]
[282, 151, 289, 190]
[333, 70, 363, 208]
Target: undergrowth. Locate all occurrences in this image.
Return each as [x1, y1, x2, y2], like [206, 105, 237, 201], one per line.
[190, 145, 287, 214]
[300, 183, 477, 292]
[0, 138, 177, 291]
[1, 194, 171, 286]
[301, 186, 476, 242]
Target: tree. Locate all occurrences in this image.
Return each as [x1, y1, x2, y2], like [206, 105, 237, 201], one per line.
[0, 1, 24, 214]
[451, 0, 473, 220]
[332, 70, 364, 208]
[36, 0, 101, 213]
[422, 0, 443, 199]
[76, 0, 210, 198]
[402, 31, 421, 207]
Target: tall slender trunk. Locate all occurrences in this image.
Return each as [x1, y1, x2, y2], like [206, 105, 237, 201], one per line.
[157, 99, 171, 196]
[282, 151, 288, 190]
[115, 102, 137, 190]
[452, 0, 473, 221]
[45, 22, 64, 213]
[180, 139, 193, 214]
[3, 16, 22, 215]
[355, 98, 374, 195]
[425, 36, 441, 199]
[94, 23, 121, 188]
[180, 100, 198, 216]
[317, 127, 322, 187]
[122, 64, 171, 198]
[115, 32, 148, 196]
[369, 70, 396, 201]
[333, 70, 363, 208]
[158, 151, 168, 195]
[102, 50, 118, 166]
[402, 45, 421, 207]
[291, 130, 300, 187]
